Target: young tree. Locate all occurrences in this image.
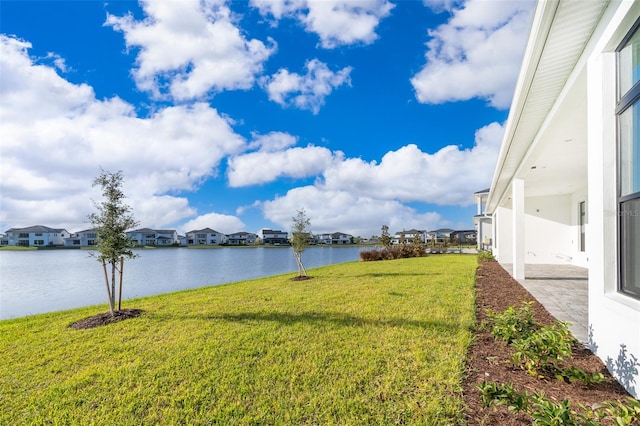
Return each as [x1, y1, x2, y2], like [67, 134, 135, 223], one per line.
[380, 225, 391, 248]
[290, 208, 311, 278]
[88, 169, 139, 315]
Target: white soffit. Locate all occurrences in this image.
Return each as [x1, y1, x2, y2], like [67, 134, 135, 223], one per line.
[487, 0, 610, 212]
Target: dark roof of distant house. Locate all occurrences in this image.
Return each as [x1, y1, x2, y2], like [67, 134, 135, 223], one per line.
[128, 228, 176, 234]
[331, 232, 352, 238]
[186, 228, 222, 234]
[5, 225, 68, 233]
[474, 188, 490, 194]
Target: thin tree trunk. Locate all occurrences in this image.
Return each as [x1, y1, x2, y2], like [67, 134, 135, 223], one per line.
[102, 259, 114, 315]
[293, 249, 307, 277]
[118, 256, 124, 311]
[111, 260, 116, 316]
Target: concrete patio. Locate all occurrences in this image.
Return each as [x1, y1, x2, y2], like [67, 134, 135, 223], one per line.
[500, 263, 589, 344]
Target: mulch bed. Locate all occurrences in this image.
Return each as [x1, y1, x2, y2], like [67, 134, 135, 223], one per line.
[69, 308, 144, 330]
[463, 259, 632, 425]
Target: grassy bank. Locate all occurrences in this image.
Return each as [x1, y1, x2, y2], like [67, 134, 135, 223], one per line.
[0, 255, 477, 425]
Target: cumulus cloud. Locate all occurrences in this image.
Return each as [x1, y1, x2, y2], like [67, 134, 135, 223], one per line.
[247, 131, 298, 151]
[256, 121, 504, 236]
[261, 186, 444, 237]
[321, 121, 504, 205]
[181, 212, 246, 234]
[250, 0, 394, 48]
[106, 0, 275, 100]
[411, 0, 534, 108]
[227, 144, 342, 187]
[262, 59, 352, 114]
[422, 0, 462, 13]
[0, 34, 245, 232]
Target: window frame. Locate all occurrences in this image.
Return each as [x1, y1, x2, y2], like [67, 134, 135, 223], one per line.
[616, 17, 640, 299]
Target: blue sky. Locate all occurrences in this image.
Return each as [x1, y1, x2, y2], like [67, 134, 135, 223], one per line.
[0, 0, 534, 238]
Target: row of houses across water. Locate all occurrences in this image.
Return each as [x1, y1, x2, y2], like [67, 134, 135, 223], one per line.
[1, 225, 477, 248]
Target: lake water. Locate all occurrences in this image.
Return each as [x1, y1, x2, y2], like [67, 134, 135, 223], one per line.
[0, 246, 365, 320]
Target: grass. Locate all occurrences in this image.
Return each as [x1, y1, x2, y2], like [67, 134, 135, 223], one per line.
[0, 255, 477, 425]
[0, 246, 38, 251]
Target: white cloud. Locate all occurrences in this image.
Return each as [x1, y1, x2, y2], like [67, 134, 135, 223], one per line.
[181, 212, 245, 234]
[422, 0, 462, 13]
[251, 0, 394, 48]
[262, 59, 352, 114]
[411, 0, 534, 109]
[227, 145, 342, 187]
[321, 121, 504, 205]
[106, 0, 275, 100]
[256, 121, 504, 237]
[247, 131, 298, 151]
[0, 35, 245, 232]
[261, 186, 444, 237]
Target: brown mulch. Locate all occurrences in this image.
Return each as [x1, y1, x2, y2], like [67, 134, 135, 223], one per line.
[290, 275, 314, 281]
[69, 308, 144, 330]
[464, 259, 632, 425]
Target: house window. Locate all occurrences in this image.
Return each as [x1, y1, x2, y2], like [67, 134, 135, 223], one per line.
[579, 201, 586, 252]
[617, 20, 640, 299]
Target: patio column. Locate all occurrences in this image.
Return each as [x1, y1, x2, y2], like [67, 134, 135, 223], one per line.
[512, 179, 525, 279]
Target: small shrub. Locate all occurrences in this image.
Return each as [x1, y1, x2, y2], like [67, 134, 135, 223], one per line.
[511, 321, 575, 378]
[484, 303, 610, 383]
[485, 302, 538, 344]
[476, 381, 530, 413]
[478, 382, 637, 425]
[359, 246, 427, 261]
[477, 250, 495, 261]
[600, 397, 640, 425]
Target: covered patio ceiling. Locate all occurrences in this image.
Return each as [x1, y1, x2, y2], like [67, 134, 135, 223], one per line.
[518, 71, 588, 198]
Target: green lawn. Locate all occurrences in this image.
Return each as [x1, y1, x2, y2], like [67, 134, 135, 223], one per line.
[0, 255, 477, 425]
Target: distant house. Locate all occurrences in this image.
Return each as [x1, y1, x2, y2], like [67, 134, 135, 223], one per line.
[259, 229, 289, 245]
[316, 232, 354, 245]
[450, 230, 476, 244]
[185, 228, 225, 246]
[473, 188, 493, 251]
[392, 229, 425, 244]
[425, 228, 454, 243]
[64, 229, 98, 247]
[127, 228, 179, 246]
[0, 234, 7, 246]
[4, 225, 70, 247]
[227, 232, 258, 245]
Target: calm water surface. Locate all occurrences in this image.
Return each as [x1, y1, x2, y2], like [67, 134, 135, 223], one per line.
[0, 246, 364, 320]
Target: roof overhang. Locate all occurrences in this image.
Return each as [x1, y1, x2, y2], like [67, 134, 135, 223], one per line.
[486, 0, 611, 213]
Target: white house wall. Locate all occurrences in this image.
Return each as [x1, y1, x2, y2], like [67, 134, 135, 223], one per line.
[493, 195, 574, 265]
[493, 205, 513, 263]
[587, 2, 640, 397]
[523, 194, 573, 264]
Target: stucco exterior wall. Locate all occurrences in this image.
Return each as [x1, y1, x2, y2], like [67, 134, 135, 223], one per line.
[587, 6, 640, 397]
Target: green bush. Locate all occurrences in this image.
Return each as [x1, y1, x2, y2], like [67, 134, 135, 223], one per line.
[477, 382, 639, 425]
[477, 250, 495, 261]
[359, 245, 427, 261]
[485, 302, 537, 344]
[511, 321, 574, 378]
[484, 303, 608, 383]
